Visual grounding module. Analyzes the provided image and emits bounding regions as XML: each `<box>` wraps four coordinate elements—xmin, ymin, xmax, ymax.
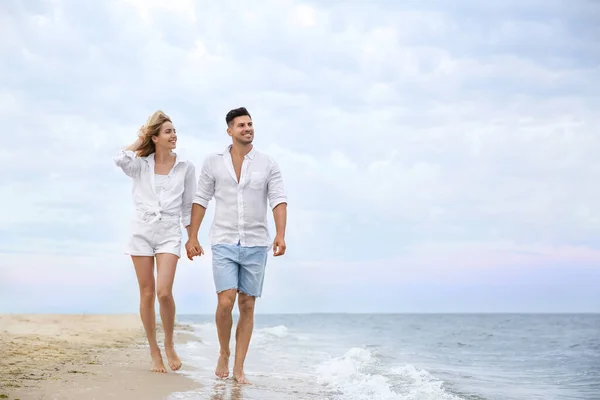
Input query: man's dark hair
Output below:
<box><xmin>226</xmin><ymin>107</ymin><xmax>251</xmax><ymax>126</ymax></box>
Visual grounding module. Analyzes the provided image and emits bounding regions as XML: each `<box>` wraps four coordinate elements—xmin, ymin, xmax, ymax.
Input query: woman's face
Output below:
<box><xmin>152</xmin><ymin>121</ymin><xmax>177</xmax><ymax>150</ymax></box>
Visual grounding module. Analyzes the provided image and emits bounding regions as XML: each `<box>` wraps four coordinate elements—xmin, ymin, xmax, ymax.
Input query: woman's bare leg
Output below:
<box><xmin>132</xmin><ymin>255</ymin><xmax>166</xmax><ymax>373</ymax></box>
<box><xmin>156</xmin><ymin>253</ymin><xmax>181</xmax><ymax>371</ymax></box>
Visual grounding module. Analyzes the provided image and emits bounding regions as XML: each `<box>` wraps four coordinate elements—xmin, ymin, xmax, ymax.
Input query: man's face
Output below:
<box><xmin>228</xmin><ymin>115</ymin><xmax>254</xmax><ymax>145</ymax></box>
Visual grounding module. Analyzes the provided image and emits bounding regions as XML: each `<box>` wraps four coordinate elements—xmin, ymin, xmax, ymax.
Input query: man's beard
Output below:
<box><xmin>235</xmin><ymin>135</ymin><xmax>253</xmax><ymax>145</ymax></box>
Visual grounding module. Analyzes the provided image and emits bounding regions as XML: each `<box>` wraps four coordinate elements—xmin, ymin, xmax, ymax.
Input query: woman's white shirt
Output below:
<box><xmin>155</xmin><ymin>174</ymin><xmax>169</xmax><ymax>195</ymax></box>
<box><xmin>114</xmin><ymin>149</ymin><xmax>197</xmax><ymax>226</ymax></box>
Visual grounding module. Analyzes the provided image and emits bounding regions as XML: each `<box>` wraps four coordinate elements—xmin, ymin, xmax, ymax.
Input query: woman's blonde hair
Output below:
<box><xmin>137</xmin><ymin>110</ymin><xmax>172</xmax><ymax>157</ymax></box>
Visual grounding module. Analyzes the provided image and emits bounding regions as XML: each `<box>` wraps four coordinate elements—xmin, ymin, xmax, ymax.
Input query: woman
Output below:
<box><xmin>114</xmin><ymin>110</ymin><xmax>196</xmax><ymax>373</ymax></box>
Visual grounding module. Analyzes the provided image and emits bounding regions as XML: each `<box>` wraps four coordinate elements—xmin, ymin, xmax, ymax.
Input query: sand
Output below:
<box><xmin>0</xmin><ymin>314</ymin><xmax>200</xmax><ymax>400</ymax></box>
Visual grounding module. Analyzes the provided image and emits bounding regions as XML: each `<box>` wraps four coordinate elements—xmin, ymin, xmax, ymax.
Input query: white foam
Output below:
<box><xmin>316</xmin><ymin>347</ymin><xmax>398</xmax><ymax>400</ymax></box>
<box><xmin>256</xmin><ymin>324</ymin><xmax>289</xmax><ymax>337</ymax></box>
<box><xmin>189</xmin><ymin>322</ymin><xmax>216</xmax><ymax>335</ymax></box>
<box><xmin>181</xmin><ymin>340</ymin><xmax>203</xmax><ymax>349</ymax></box>
<box><xmin>392</xmin><ymin>364</ymin><xmax>465</xmax><ymax>400</ymax></box>
<box><xmin>315</xmin><ymin>347</ymin><xmax>463</xmax><ymax>400</ymax></box>
<box><xmin>188</xmin><ymin>322</ymin><xmax>291</xmax><ymax>341</ymax></box>
<box><xmin>174</xmin><ymin>321</ymin><xmax>463</xmax><ymax>400</ymax></box>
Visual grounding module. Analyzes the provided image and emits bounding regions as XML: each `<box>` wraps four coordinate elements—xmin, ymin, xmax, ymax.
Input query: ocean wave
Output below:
<box><xmin>316</xmin><ymin>347</ymin><xmax>463</xmax><ymax>400</ymax></box>
<box><xmin>189</xmin><ymin>322</ymin><xmax>290</xmax><ymax>338</ymax></box>
<box><xmin>256</xmin><ymin>324</ymin><xmax>289</xmax><ymax>337</ymax></box>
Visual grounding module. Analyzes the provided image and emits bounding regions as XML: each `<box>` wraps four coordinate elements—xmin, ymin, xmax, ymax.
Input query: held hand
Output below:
<box><xmin>273</xmin><ymin>235</ymin><xmax>286</xmax><ymax>257</ymax></box>
<box><xmin>185</xmin><ymin>238</ymin><xmax>204</xmax><ymax>261</ymax></box>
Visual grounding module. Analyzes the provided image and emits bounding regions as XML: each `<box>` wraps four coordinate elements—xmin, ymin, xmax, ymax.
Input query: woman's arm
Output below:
<box><xmin>114</xmin><ymin>128</ymin><xmax>145</xmax><ymax>178</ymax></box>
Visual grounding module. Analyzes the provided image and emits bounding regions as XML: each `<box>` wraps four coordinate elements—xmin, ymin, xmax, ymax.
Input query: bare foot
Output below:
<box><xmin>215</xmin><ymin>353</ymin><xmax>230</xmax><ymax>378</ymax></box>
<box><xmin>233</xmin><ymin>369</ymin><xmax>251</xmax><ymax>384</ymax></box>
<box><xmin>165</xmin><ymin>344</ymin><xmax>182</xmax><ymax>371</ymax></box>
<box><xmin>151</xmin><ymin>350</ymin><xmax>167</xmax><ymax>373</ymax></box>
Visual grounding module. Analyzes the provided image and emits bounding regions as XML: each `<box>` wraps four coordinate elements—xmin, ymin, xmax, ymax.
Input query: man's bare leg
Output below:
<box><xmin>132</xmin><ymin>256</ymin><xmax>166</xmax><ymax>373</ymax></box>
<box><xmin>215</xmin><ymin>289</ymin><xmax>237</xmax><ymax>378</ymax></box>
<box><xmin>156</xmin><ymin>253</ymin><xmax>182</xmax><ymax>371</ymax></box>
<box><xmin>233</xmin><ymin>293</ymin><xmax>256</xmax><ymax>384</ymax></box>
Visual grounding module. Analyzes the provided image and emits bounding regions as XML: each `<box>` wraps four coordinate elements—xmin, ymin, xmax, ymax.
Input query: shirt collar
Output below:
<box><xmin>224</xmin><ymin>144</ymin><xmax>256</xmax><ymax>159</ymax></box>
<box><xmin>144</xmin><ymin>152</ymin><xmax>186</xmax><ymax>166</ymax></box>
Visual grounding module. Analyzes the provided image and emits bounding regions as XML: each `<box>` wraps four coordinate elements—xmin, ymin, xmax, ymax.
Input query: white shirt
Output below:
<box><xmin>193</xmin><ymin>145</ymin><xmax>287</xmax><ymax>247</ymax></box>
<box><xmin>114</xmin><ymin>150</ymin><xmax>197</xmax><ymax>226</ymax></box>
<box><xmin>155</xmin><ymin>174</ymin><xmax>169</xmax><ymax>195</ymax></box>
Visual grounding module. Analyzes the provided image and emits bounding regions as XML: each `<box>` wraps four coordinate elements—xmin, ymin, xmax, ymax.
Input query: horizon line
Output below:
<box><xmin>2</xmin><ymin>311</ymin><xmax>599</xmax><ymax>316</ymax></box>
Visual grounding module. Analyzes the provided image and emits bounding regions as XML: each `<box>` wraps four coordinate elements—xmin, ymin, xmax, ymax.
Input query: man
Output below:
<box><xmin>185</xmin><ymin>107</ymin><xmax>288</xmax><ymax>384</ymax></box>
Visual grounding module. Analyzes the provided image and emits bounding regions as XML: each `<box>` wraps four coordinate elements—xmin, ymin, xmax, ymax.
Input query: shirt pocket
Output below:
<box><xmin>248</xmin><ymin>172</ymin><xmax>266</xmax><ymax>190</ymax></box>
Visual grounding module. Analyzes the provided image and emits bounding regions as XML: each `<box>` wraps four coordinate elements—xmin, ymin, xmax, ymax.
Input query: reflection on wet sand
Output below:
<box><xmin>210</xmin><ymin>380</ymin><xmax>244</xmax><ymax>400</ymax></box>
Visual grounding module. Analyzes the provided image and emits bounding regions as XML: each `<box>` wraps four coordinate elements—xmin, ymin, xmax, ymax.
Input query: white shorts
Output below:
<box><xmin>125</xmin><ymin>218</ymin><xmax>182</xmax><ymax>258</ymax></box>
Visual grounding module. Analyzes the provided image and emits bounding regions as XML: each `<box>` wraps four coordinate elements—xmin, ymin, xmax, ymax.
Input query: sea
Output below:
<box><xmin>168</xmin><ymin>314</ymin><xmax>599</xmax><ymax>400</ymax></box>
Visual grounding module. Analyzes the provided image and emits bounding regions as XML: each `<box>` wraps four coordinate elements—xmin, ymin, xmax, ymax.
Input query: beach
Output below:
<box><xmin>0</xmin><ymin>314</ymin><xmax>200</xmax><ymax>400</ymax></box>
<box><xmin>2</xmin><ymin>313</ymin><xmax>598</xmax><ymax>399</ymax></box>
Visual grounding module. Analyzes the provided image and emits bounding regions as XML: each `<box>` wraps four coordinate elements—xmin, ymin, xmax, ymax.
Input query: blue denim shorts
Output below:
<box><xmin>211</xmin><ymin>242</ymin><xmax>269</xmax><ymax>298</ymax></box>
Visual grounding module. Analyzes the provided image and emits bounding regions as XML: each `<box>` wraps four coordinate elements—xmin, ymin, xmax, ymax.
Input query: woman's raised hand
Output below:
<box><xmin>137</xmin><ymin>125</ymin><xmax>146</xmax><ymax>139</ymax></box>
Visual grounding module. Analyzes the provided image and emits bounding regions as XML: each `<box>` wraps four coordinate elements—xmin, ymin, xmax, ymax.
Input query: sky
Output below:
<box><xmin>1</xmin><ymin>0</ymin><xmax>599</xmax><ymax>314</ymax></box>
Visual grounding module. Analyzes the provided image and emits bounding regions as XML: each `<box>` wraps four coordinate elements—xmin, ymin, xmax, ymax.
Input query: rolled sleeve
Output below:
<box><xmin>180</xmin><ymin>162</ymin><xmax>197</xmax><ymax>227</ymax></box>
<box><xmin>267</xmin><ymin>160</ymin><xmax>287</xmax><ymax>209</ymax></box>
<box><xmin>114</xmin><ymin>149</ymin><xmax>141</xmax><ymax>178</ymax></box>
<box><xmin>193</xmin><ymin>157</ymin><xmax>215</xmax><ymax>208</ymax></box>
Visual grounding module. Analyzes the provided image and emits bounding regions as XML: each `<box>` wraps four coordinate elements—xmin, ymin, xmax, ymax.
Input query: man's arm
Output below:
<box><xmin>272</xmin><ymin>203</ymin><xmax>287</xmax><ymax>256</ymax></box>
<box><xmin>267</xmin><ymin>159</ymin><xmax>288</xmax><ymax>256</ymax></box>
<box><xmin>273</xmin><ymin>203</ymin><xmax>287</xmax><ymax>235</ymax></box>
<box><xmin>191</xmin><ymin>157</ymin><xmax>216</xmax><ymax>232</ymax></box>
<box><xmin>189</xmin><ymin>203</ymin><xmax>207</xmax><ymax>240</ymax></box>
<box><xmin>185</xmin><ymin>204</ymin><xmax>207</xmax><ymax>260</ymax></box>
<box><xmin>185</xmin><ymin>157</ymin><xmax>215</xmax><ymax>259</ymax></box>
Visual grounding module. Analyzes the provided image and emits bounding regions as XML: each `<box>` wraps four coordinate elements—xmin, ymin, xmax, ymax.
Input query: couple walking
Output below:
<box><xmin>114</xmin><ymin>107</ymin><xmax>287</xmax><ymax>384</ymax></box>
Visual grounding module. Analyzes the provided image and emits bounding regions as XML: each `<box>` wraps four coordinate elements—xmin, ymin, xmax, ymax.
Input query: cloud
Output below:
<box><xmin>1</xmin><ymin>0</ymin><xmax>599</xmax><ymax>312</ymax></box>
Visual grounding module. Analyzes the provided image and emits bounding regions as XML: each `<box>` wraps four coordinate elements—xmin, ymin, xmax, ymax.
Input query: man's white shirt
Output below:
<box><xmin>193</xmin><ymin>145</ymin><xmax>287</xmax><ymax>247</ymax></box>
